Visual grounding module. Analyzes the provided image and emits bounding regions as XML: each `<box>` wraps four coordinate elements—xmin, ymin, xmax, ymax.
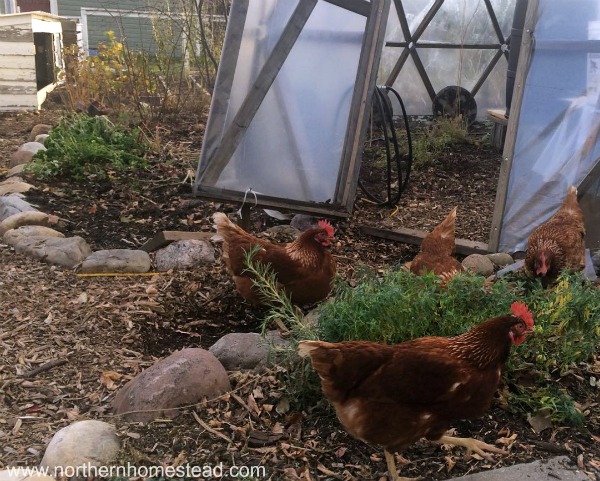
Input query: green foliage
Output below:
<box><xmin>318</xmin><ymin>269</ymin><xmax>523</xmax><ymax>343</ymax></box>
<box><xmin>407</xmin><ymin>117</ymin><xmax>471</xmax><ymax>170</ymax></box>
<box><xmin>513</xmin><ymin>275</ymin><xmax>600</xmax><ymax>373</ymax></box>
<box><xmin>251</xmin><ymin>262</ymin><xmax>599</xmax><ymax>426</ymax></box>
<box><xmin>242</xmin><ymin>246</ymin><xmax>314</xmax><ymax>339</ymax></box>
<box><xmin>509</xmin><ymin>384</ymin><xmax>586</xmax><ymax>427</ymax></box>
<box><xmin>25</xmin><ymin>114</ymin><xmax>147</xmax><ymax>180</ymax></box>
<box><xmin>316</xmin><ymin>269</ymin><xmax>600</xmax><ymax>426</ymax></box>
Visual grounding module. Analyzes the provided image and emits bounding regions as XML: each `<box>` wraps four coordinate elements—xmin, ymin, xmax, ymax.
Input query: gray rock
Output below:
<box><xmin>28</xmin><ymin>124</ymin><xmax>52</xmax><ymax>141</ymax></box>
<box><xmin>8</xmin><ymin>149</ymin><xmax>34</xmax><ymax>168</ymax></box>
<box><xmin>0</xmin><ymin>195</ymin><xmax>37</xmax><ymax>222</ymax></box>
<box><xmin>113</xmin><ymin>348</ymin><xmax>231</xmax><ymax>422</ymax></box>
<box><xmin>209</xmin><ymin>331</ymin><xmax>289</xmax><ymax>370</ymax></box>
<box><xmin>40</xmin><ymin>420</ymin><xmax>119</xmax><ymax>474</ymax></box>
<box><xmin>155</xmin><ymin>239</ymin><xmax>215</xmax><ymax>271</ymax></box>
<box><xmin>0</xmin><ymin>211</ymin><xmax>59</xmax><ymax>236</ymax></box>
<box><xmin>0</xmin><ymin>181</ymin><xmax>34</xmax><ymax>196</ymax></box>
<box><xmin>80</xmin><ymin>249</ymin><xmax>151</xmax><ymax>273</ymax></box>
<box><xmin>4</xmin><ymin>225</ymin><xmax>64</xmax><ymax>241</ymax></box>
<box><xmin>18</xmin><ymin>142</ymin><xmax>46</xmax><ymax>155</ymax></box>
<box><xmin>35</xmin><ymin>134</ymin><xmax>50</xmax><ymax>144</ymax></box>
<box><xmin>446</xmin><ymin>456</ymin><xmax>588</xmax><ymax>481</ymax></box>
<box><xmin>5</xmin><ymin>235</ymin><xmax>91</xmax><ymax>268</ymax></box>
<box><xmin>462</xmin><ymin>253</ymin><xmax>494</xmax><ymax>276</ymax></box>
<box><xmin>291</xmin><ymin>214</ymin><xmax>317</xmax><ymax>232</ymax></box>
<box><xmin>302</xmin><ymin>308</ymin><xmax>320</xmax><ymax>328</ymax></box>
<box><xmin>486</xmin><ymin>252</ymin><xmax>514</xmax><ymax>268</ymax></box>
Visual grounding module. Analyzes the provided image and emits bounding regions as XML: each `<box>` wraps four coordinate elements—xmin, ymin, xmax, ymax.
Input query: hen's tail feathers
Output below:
<box><xmin>298</xmin><ymin>340</ymin><xmax>332</xmax><ymax>358</ymax></box>
<box><xmin>213</xmin><ymin>212</ymin><xmax>233</xmax><ymax>231</ymax></box>
<box><xmin>432</xmin><ymin>206</ymin><xmax>457</xmax><ymax>239</ymax></box>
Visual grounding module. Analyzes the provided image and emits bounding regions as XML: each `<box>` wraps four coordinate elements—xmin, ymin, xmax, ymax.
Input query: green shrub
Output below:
<box><xmin>318</xmin><ymin>269</ymin><xmax>523</xmax><ymax>343</ymax></box>
<box><xmin>254</xmin><ymin>264</ymin><xmax>600</xmax><ymax>426</ymax></box>
<box><xmin>26</xmin><ymin>114</ymin><xmax>147</xmax><ymax>180</ymax></box>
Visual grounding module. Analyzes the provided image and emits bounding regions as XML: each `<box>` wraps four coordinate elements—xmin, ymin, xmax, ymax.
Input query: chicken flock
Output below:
<box><xmin>212</xmin><ymin>184</ymin><xmax>587</xmax><ymax>480</ymax></box>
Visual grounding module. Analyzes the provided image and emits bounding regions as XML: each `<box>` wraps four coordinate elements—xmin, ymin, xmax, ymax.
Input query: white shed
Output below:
<box><xmin>0</xmin><ymin>11</ymin><xmax>66</xmax><ymax>111</ymax></box>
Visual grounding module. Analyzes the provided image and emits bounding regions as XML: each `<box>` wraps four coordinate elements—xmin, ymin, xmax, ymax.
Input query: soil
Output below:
<box><xmin>0</xmin><ymin>103</ymin><xmax>598</xmax><ymax>481</ymax></box>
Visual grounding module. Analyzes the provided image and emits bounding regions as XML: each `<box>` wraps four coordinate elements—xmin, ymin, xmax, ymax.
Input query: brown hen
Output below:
<box><xmin>409</xmin><ymin>206</ymin><xmax>464</xmax><ymax>283</ymax></box>
<box><xmin>525</xmin><ymin>185</ymin><xmax>586</xmax><ymax>287</ymax></box>
<box><xmin>213</xmin><ymin>212</ymin><xmax>336</xmax><ymax>306</ymax></box>
<box><xmin>298</xmin><ymin>302</ymin><xmax>534</xmax><ymax>480</ymax></box>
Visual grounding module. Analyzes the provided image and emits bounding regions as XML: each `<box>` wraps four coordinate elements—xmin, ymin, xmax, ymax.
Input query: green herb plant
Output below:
<box><xmin>25</xmin><ymin>114</ymin><xmax>147</xmax><ymax>180</ymax></box>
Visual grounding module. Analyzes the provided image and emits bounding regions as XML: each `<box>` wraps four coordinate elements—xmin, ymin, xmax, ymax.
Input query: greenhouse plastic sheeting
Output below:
<box><xmin>197</xmin><ymin>1</ymin><xmax>366</xmax><ymax>203</ymax></box>
<box><xmin>498</xmin><ymin>0</ymin><xmax>600</xmax><ymax>252</ymax></box>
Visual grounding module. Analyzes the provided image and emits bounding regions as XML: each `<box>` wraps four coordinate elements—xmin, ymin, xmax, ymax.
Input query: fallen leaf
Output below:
<box><xmin>100</xmin><ymin>370</ymin><xmax>122</xmax><ymax>390</ymax></box>
<box><xmin>527</xmin><ymin>409</ymin><xmax>553</xmax><ymax>433</ymax></box>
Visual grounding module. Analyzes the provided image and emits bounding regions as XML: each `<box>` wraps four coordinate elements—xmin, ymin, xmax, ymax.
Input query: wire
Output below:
<box><xmin>359</xmin><ymin>85</ymin><xmax>413</xmax><ymax>207</ymax></box>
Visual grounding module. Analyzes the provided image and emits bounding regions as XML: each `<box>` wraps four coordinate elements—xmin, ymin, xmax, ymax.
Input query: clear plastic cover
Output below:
<box><xmin>498</xmin><ymin>0</ymin><xmax>600</xmax><ymax>252</ymax></box>
<box><xmin>198</xmin><ymin>1</ymin><xmax>366</xmax><ymax>203</ymax></box>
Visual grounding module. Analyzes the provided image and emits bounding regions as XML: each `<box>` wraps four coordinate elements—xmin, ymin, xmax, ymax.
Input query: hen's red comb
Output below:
<box><xmin>511</xmin><ymin>301</ymin><xmax>534</xmax><ymax>327</ymax></box>
<box><xmin>318</xmin><ymin>219</ymin><xmax>335</xmax><ymax>238</ymax></box>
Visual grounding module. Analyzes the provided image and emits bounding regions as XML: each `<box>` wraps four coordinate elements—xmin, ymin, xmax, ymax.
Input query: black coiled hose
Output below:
<box><xmin>359</xmin><ymin>85</ymin><xmax>413</xmax><ymax>206</ymax></box>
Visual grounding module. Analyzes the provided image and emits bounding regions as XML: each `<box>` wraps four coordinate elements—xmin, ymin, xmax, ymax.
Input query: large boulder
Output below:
<box><xmin>80</xmin><ymin>249</ymin><xmax>151</xmax><ymax>273</ymax></box>
<box><xmin>462</xmin><ymin>253</ymin><xmax>495</xmax><ymax>276</ymax></box>
<box><xmin>209</xmin><ymin>331</ymin><xmax>289</xmax><ymax>370</ymax></box>
<box><xmin>39</xmin><ymin>420</ymin><xmax>119</xmax><ymax>474</ymax></box>
<box><xmin>112</xmin><ymin>348</ymin><xmax>231</xmax><ymax>422</ymax></box>
<box><xmin>4</xmin><ymin>235</ymin><xmax>91</xmax><ymax>268</ymax></box>
<box><xmin>28</xmin><ymin>124</ymin><xmax>52</xmax><ymax>141</ymax></box>
<box><xmin>8</xmin><ymin>150</ymin><xmax>34</xmax><ymax>168</ymax></box>
<box><xmin>486</xmin><ymin>252</ymin><xmax>514</xmax><ymax>269</ymax></box>
<box><xmin>0</xmin><ymin>195</ymin><xmax>37</xmax><ymax>222</ymax></box>
<box><xmin>18</xmin><ymin>142</ymin><xmax>46</xmax><ymax>156</ymax></box>
<box><xmin>0</xmin><ymin>211</ymin><xmax>59</xmax><ymax>236</ymax></box>
<box><xmin>155</xmin><ymin>239</ymin><xmax>215</xmax><ymax>271</ymax></box>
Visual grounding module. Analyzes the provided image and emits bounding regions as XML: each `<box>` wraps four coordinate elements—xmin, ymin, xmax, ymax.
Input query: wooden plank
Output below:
<box><xmin>322</xmin><ymin>0</ymin><xmax>371</xmax><ymax>17</ymax></box>
<box><xmin>0</xmin><ymin>55</ymin><xmax>35</xmax><ymax>69</ymax></box>
<box><xmin>0</xmin><ymin>68</ymin><xmax>37</xmax><ymax>82</ymax></box>
<box><xmin>0</xmin><ymin>82</ymin><xmax>37</xmax><ymax>95</ymax></box>
<box><xmin>0</xmin><ymin>94</ymin><xmax>38</xmax><ymax>109</ymax></box>
<box><xmin>0</xmin><ymin>26</ymin><xmax>34</xmax><ymax>42</ymax></box>
<box><xmin>338</xmin><ymin>0</ymin><xmax>391</xmax><ymax>207</ymax></box>
<box><xmin>199</xmin><ymin>0</ymin><xmax>319</xmax><ymax>185</ymax></box>
<box><xmin>196</xmin><ymin>185</ymin><xmax>351</xmax><ymax>218</ymax></box>
<box><xmin>488</xmin><ymin>0</ymin><xmax>539</xmax><ymax>252</ymax></box>
<box><xmin>487</xmin><ymin>108</ymin><xmax>508</xmax><ymax>125</ymax></box>
<box><xmin>0</xmin><ymin>42</ymin><xmax>34</xmax><ymax>55</ymax></box>
<box><xmin>194</xmin><ymin>0</ymin><xmax>249</xmax><ymax>184</ymax></box>
<box><xmin>360</xmin><ymin>225</ymin><xmax>489</xmax><ymax>256</ymax></box>
<box><xmin>140</xmin><ymin>231</ymin><xmax>216</xmax><ymax>252</ymax></box>
<box><xmin>385</xmin><ymin>42</ymin><xmax>502</xmax><ymax>49</ymax></box>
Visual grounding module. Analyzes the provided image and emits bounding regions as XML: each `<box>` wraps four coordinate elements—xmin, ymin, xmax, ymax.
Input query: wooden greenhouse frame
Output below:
<box><xmin>194</xmin><ymin>0</ymin><xmax>391</xmax><ymax>218</ymax></box>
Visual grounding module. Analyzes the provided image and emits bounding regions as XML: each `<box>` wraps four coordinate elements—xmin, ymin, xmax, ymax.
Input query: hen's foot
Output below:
<box><xmin>434</xmin><ymin>435</ymin><xmax>507</xmax><ymax>461</ymax></box>
<box><xmin>384</xmin><ymin>450</ymin><xmax>421</xmax><ymax>481</ymax></box>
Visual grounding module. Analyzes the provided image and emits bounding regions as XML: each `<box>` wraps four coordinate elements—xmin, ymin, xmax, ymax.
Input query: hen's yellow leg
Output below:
<box><xmin>384</xmin><ymin>450</ymin><xmax>420</xmax><ymax>481</ymax></box>
<box><xmin>434</xmin><ymin>435</ymin><xmax>507</xmax><ymax>461</ymax></box>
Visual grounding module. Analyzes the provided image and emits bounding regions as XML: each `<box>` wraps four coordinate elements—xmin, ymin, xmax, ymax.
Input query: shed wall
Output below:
<box><xmin>0</xmin><ymin>18</ymin><xmax>37</xmax><ymax>109</ymax></box>
<box><xmin>0</xmin><ymin>14</ymin><xmax>64</xmax><ymax>111</ymax></box>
